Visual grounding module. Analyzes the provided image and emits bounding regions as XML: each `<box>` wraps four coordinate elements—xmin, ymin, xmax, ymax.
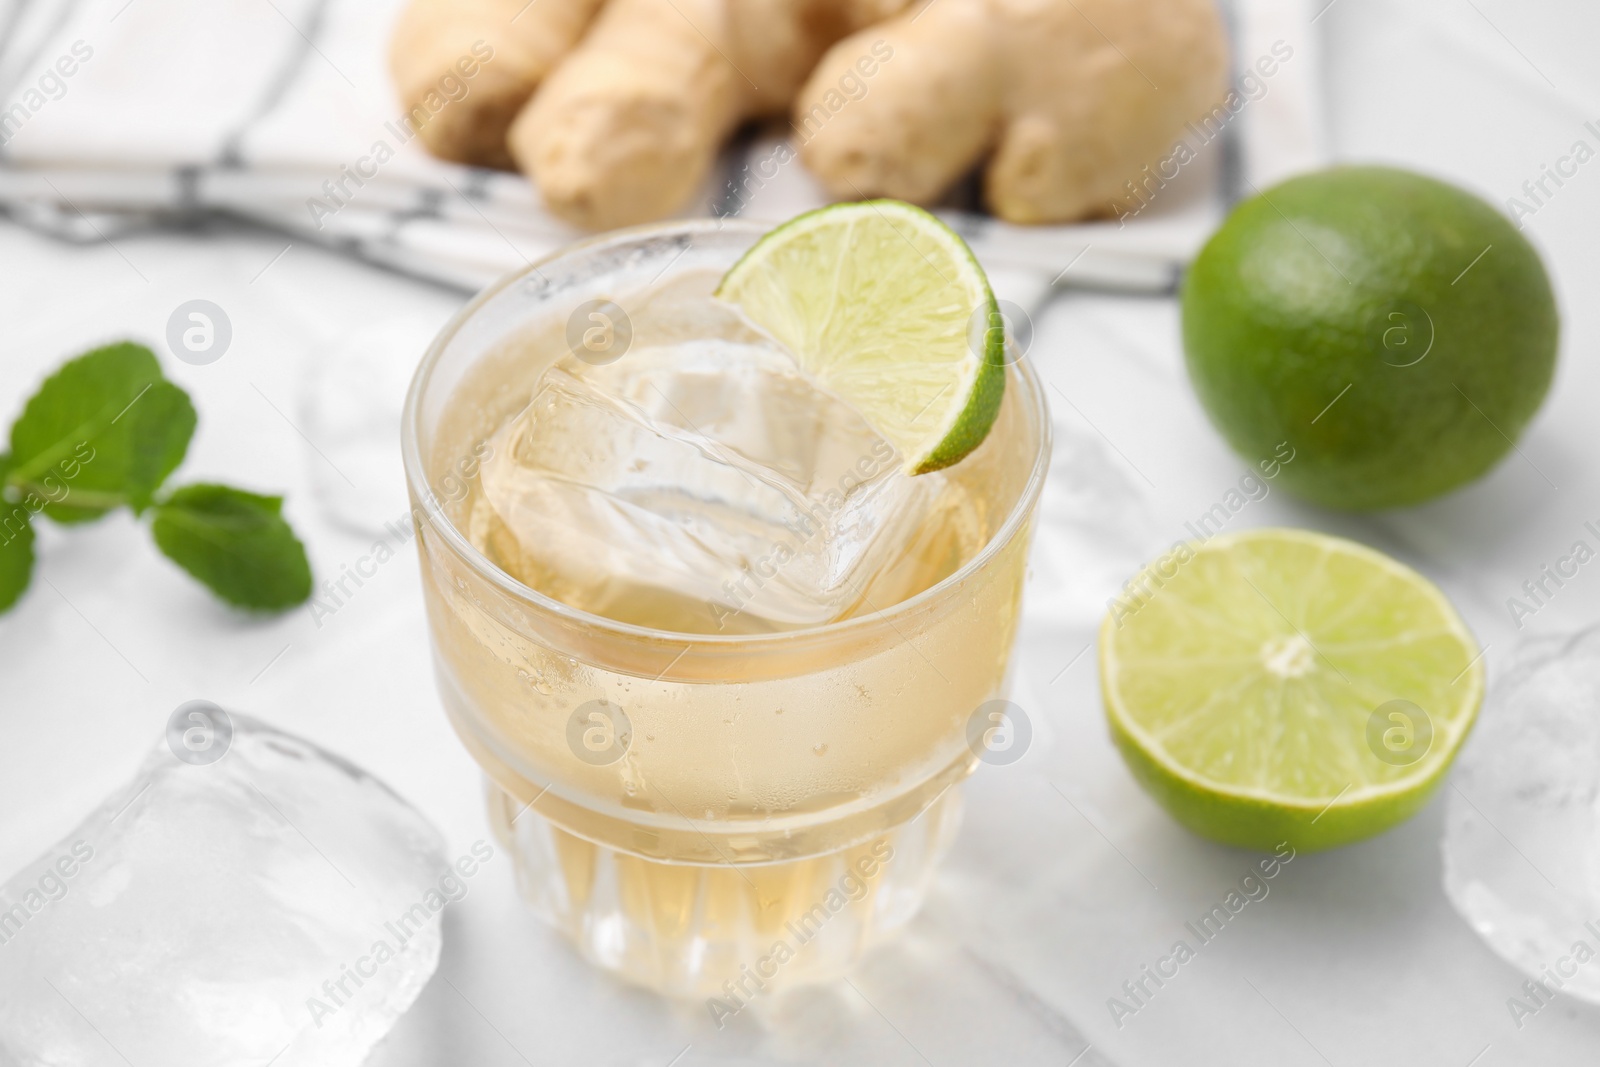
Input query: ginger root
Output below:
<box><xmin>506</xmin><ymin>0</ymin><xmax>908</xmax><ymax>230</ymax></box>
<box><xmin>388</xmin><ymin>0</ymin><xmax>1229</xmax><ymax>229</ymax></box>
<box><xmin>794</xmin><ymin>0</ymin><xmax>1230</xmax><ymax>224</ymax></box>
<box><xmin>388</xmin><ymin>0</ymin><xmax>604</xmax><ymax>169</ymax></box>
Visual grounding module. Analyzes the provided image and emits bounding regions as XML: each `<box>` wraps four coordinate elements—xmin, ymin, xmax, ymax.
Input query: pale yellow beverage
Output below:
<box><xmin>402</xmin><ymin>221</ymin><xmax>1049</xmax><ymax>1001</ymax></box>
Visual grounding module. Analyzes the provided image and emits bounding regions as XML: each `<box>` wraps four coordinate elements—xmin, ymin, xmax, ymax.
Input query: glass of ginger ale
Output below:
<box><xmin>402</xmin><ymin>217</ymin><xmax>1049</xmax><ymax>1000</ymax></box>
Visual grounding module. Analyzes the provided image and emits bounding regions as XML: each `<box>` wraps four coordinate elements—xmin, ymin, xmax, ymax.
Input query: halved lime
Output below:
<box><xmin>716</xmin><ymin>200</ymin><xmax>1004</xmax><ymax>474</ymax></box>
<box><xmin>1100</xmin><ymin>528</ymin><xmax>1484</xmax><ymax>851</ymax></box>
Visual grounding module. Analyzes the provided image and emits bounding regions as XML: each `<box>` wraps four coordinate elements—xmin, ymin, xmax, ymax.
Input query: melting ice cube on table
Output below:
<box><xmin>475</xmin><ymin>295</ymin><xmax>942</xmax><ymax>634</ymax></box>
<box><xmin>1443</xmin><ymin>625</ymin><xmax>1600</xmax><ymax>1004</ymax></box>
<box><xmin>0</xmin><ymin>710</ymin><xmax>448</xmax><ymax>1066</ymax></box>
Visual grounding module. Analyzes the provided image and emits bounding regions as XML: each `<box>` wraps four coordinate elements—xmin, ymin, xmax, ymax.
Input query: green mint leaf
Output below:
<box><xmin>8</xmin><ymin>342</ymin><xmax>197</xmax><ymax>523</ymax></box>
<box><xmin>150</xmin><ymin>484</ymin><xmax>312</xmax><ymax>611</ymax></box>
<box><xmin>0</xmin><ymin>455</ymin><xmax>35</xmax><ymax>611</ymax></box>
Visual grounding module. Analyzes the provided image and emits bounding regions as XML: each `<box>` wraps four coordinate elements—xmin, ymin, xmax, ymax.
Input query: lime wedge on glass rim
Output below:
<box><xmin>715</xmin><ymin>200</ymin><xmax>1005</xmax><ymax>474</ymax></box>
<box><xmin>1100</xmin><ymin>528</ymin><xmax>1484</xmax><ymax>851</ymax></box>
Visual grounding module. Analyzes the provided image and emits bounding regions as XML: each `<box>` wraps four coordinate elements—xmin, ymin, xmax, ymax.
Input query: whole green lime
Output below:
<box><xmin>1182</xmin><ymin>166</ymin><xmax>1558</xmax><ymax>511</ymax></box>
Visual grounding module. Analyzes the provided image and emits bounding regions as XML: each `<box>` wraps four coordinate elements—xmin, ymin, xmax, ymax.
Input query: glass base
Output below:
<box><xmin>485</xmin><ymin>779</ymin><xmax>963</xmax><ymax>1000</ymax></box>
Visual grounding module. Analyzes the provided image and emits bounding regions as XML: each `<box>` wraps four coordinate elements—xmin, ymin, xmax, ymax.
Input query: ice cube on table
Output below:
<box><xmin>299</xmin><ymin>313</ymin><xmax>444</xmax><ymax>537</ymax></box>
<box><xmin>475</xmin><ymin>296</ymin><xmax>940</xmax><ymax>634</ymax></box>
<box><xmin>1443</xmin><ymin>625</ymin><xmax>1600</xmax><ymax>1004</ymax></box>
<box><xmin>1025</xmin><ymin>417</ymin><xmax>1165</xmax><ymax>626</ymax></box>
<box><xmin>0</xmin><ymin>710</ymin><xmax>448</xmax><ymax>1066</ymax></box>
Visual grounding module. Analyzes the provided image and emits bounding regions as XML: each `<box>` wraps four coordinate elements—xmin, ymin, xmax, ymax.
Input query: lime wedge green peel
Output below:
<box><xmin>1100</xmin><ymin>528</ymin><xmax>1484</xmax><ymax>851</ymax></box>
<box><xmin>716</xmin><ymin>200</ymin><xmax>1005</xmax><ymax>474</ymax></box>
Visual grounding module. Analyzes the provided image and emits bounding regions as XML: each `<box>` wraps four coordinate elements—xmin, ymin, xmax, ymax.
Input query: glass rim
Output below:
<box><xmin>400</xmin><ymin>216</ymin><xmax>1053</xmax><ymax>648</ymax></box>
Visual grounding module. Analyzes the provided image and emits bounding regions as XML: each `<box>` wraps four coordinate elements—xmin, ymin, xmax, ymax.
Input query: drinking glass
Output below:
<box><xmin>401</xmin><ymin>220</ymin><xmax>1050</xmax><ymax>998</ymax></box>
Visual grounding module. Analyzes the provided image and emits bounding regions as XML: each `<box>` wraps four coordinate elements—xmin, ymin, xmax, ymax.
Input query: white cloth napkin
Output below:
<box><xmin>0</xmin><ymin>0</ymin><xmax>1323</xmax><ymax>303</ymax></box>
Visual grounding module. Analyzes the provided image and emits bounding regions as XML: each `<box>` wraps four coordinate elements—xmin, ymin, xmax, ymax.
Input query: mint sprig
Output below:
<box><xmin>0</xmin><ymin>342</ymin><xmax>312</xmax><ymax>612</ymax></box>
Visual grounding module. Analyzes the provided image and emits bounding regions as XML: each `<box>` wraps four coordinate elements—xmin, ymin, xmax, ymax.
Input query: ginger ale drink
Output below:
<box><xmin>402</xmin><ymin>220</ymin><xmax>1048</xmax><ymax>998</ymax></box>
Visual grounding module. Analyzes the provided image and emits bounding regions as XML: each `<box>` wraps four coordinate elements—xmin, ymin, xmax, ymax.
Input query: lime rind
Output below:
<box><xmin>716</xmin><ymin>200</ymin><xmax>1005</xmax><ymax>474</ymax></box>
<box><xmin>1100</xmin><ymin>527</ymin><xmax>1484</xmax><ymax>851</ymax></box>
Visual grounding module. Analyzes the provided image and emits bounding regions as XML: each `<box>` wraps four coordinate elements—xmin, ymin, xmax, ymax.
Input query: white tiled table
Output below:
<box><xmin>2</xmin><ymin>1</ymin><xmax>1599</xmax><ymax>1063</ymax></box>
